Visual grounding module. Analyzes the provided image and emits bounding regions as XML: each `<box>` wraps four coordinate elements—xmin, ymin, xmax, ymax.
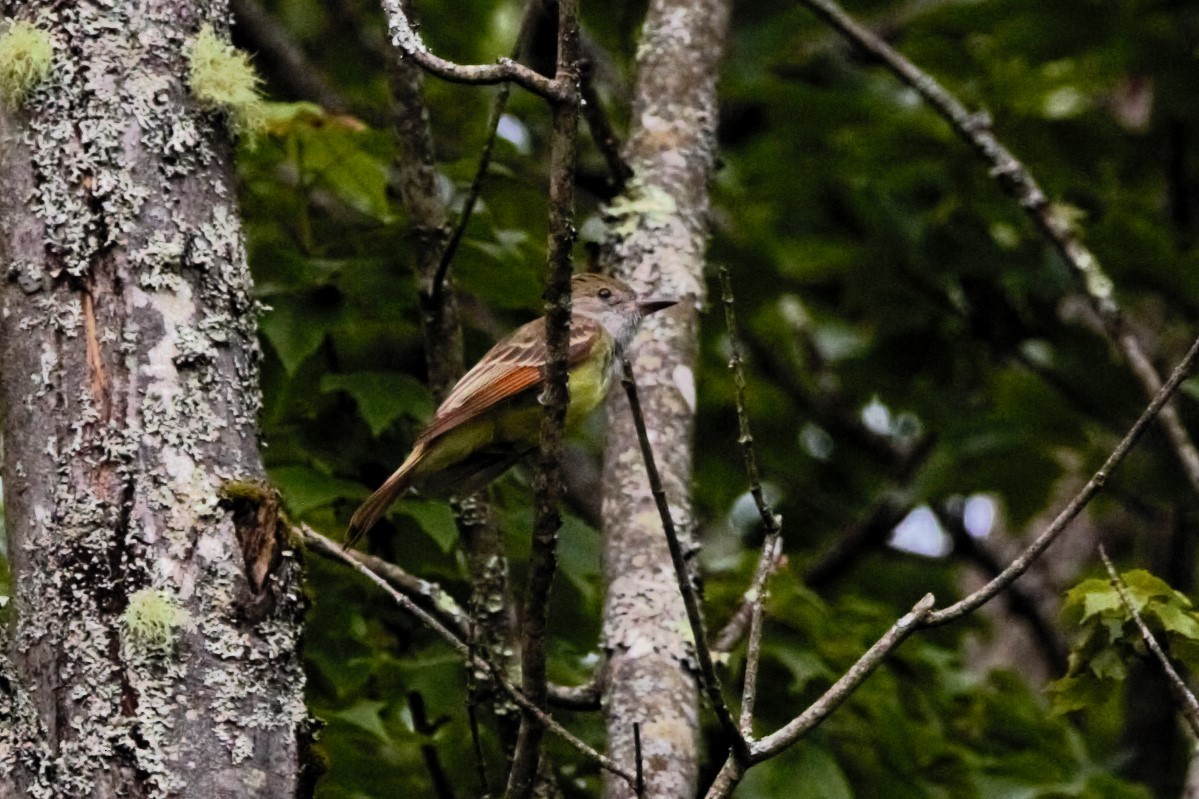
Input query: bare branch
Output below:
<box><xmin>432</xmin><ymin>0</ymin><xmax>551</xmax><ymax>303</ymax></box>
<box><xmin>712</xmin><ymin>536</ymin><xmax>783</xmax><ymax>654</ymax></box>
<box><xmin>925</xmin><ymin>331</ymin><xmax>1199</xmax><ymax>626</ymax></box>
<box><xmin>304</xmin><ymin>529</ymin><xmax>468</xmax><ymax>634</ymax></box>
<box><xmin>938</xmin><ymin>504</ymin><xmax>1068</xmax><ymax>673</ymax></box>
<box><xmin>579</xmin><ymin>58</ymin><xmax>633</xmax><ymax>193</ymax></box>
<box><xmin>718</xmin><ymin>269</ymin><xmax>784</xmax><ymax>736</ymax></box>
<box><xmin>508</xmin><ymin>0</ymin><xmax>583</xmax><ymax>793</ymax></box>
<box><xmin>705</xmin><ymin>329</ymin><xmax>1199</xmax><ymax>793</ymax></box>
<box><xmin>621</xmin><ymin>360</ymin><xmax>750</xmax><ymax>763</ymax></box>
<box><xmin>1097</xmin><ymin>544</ymin><xmax>1199</xmax><ymax>737</ymax></box>
<box><xmin>705</xmin><ymin>595</ymin><xmax>937</xmax><ymax>798</ymax></box>
<box><xmin>379</xmin><ymin>0</ymin><xmax>565</xmax><ymax>100</ymax></box>
<box><xmin>752</xmin><ymin>594</ymin><xmax>936</xmax><ymax>759</ymax></box>
<box><xmin>797</xmin><ymin>0</ymin><xmax>1199</xmax><ymax>496</ymax></box>
<box><xmin>298</xmin><ymin>526</ymin><xmax>638</xmax><ymax>788</ymax></box>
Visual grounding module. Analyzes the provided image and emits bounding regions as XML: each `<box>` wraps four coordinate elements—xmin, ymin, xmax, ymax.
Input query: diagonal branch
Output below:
<box><xmin>925</xmin><ymin>330</ymin><xmax>1199</xmax><ymax>626</ymax></box>
<box><xmin>797</xmin><ymin>0</ymin><xmax>1199</xmax><ymax>496</ymax></box>
<box><xmin>621</xmin><ymin>360</ymin><xmax>751</xmax><ymax>763</ymax></box>
<box><xmin>704</xmin><ymin>330</ymin><xmax>1199</xmax><ymax>797</ymax></box>
<box><xmin>300</xmin><ymin>526</ymin><xmax>638</xmax><ymax>788</ymax></box>
<box><xmin>1097</xmin><ymin>544</ymin><xmax>1199</xmax><ymax>737</ymax></box>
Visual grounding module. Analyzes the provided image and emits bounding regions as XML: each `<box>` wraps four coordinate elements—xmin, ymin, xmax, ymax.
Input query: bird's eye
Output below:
<box><xmin>598</xmin><ymin>288</ymin><xmax>612</xmax><ymax>300</ymax></box>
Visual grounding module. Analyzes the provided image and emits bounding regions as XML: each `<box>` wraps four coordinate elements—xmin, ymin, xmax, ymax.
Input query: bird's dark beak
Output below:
<box><xmin>638</xmin><ymin>297</ymin><xmax>678</xmax><ymax>315</ymax></box>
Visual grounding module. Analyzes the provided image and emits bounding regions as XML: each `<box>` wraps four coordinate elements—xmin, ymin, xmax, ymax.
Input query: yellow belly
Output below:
<box><xmin>415</xmin><ymin>344</ymin><xmax>615</xmax><ymax>479</ymax></box>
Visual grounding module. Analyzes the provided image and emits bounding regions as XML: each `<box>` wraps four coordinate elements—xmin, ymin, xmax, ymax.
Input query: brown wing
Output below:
<box><xmin>417</xmin><ymin>315</ymin><xmax>601</xmax><ymax>444</ymax></box>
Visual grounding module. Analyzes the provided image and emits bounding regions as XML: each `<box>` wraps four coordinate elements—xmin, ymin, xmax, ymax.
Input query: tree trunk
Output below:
<box><xmin>599</xmin><ymin>1</ymin><xmax>729</xmax><ymax>797</ymax></box>
<box><xmin>0</xmin><ymin>4</ymin><xmax>308</xmax><ymax>798</ymax></box>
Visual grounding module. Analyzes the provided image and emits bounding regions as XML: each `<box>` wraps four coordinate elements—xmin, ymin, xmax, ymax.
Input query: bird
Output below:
<box><xmin>346</xmin><ymin>272</ymin><xmax>677</xmax><ymax>546</ymax></box>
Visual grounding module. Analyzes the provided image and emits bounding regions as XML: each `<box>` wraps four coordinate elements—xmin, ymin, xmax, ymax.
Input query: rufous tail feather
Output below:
<box><xmin>345</xmin><ymin>444</ymin><xmax>425</xmax><ymax>548</ymax></box>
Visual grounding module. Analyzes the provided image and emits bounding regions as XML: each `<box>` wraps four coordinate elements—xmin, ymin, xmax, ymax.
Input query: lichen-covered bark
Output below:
<box><xmin>0</xmin><ymin>4</ymin><xmax>308</xmax><ymax>798</ymax></box>
<box><xmin>598</xmin><ymin>1</ymin><xmax>729</xmax><ymax>797</ymax></box>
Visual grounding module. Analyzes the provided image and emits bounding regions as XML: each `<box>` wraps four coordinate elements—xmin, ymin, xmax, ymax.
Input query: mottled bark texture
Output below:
<box><xmin>598</xmin><ymin>1</ymin><xmax>729</xmax><ymax>797</ymax></box>
<box><xmin>0</xmin><ymin>4</ymin><xmax>308</xmax><ymax>798</ymax></box>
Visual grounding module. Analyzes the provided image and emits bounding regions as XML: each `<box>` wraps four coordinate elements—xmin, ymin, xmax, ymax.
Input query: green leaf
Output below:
<box><xmin>271</xmin><ymin>464</ymin><xmax>367</xmax><ymax>517</ymax></box>
<box><xmin>331</xmin><ymin>699</ymin><xmax>392</xmax><ymax>744</ymax></box>
<box><xmin>399</xmin><ymin>499</ymin><xmax>458</xmax><ymax>554</ymax></box>
<box><xmin>260</xmin><ymin>296</ymin><xmax>338</xmax><ymax>374</ymax></box>
<box><xmin>321</xmin><ymin>372</ymin><xmax>433</xmax><ymax>437</ymax></box>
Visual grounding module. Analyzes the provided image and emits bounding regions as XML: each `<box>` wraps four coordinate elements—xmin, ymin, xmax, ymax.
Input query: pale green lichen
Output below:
<box><xmin>606</xmin><ymin>178</ymin><xmax>678</xmax><ymax>238</ymax></box>
<box><xmin>122</xmin><ymin>589</ymin><xmax>190</xmax><ymax>653</ymax></box>
<box><xmin>186</xmin><ymin>24</ymin><xmax>265</xmax><ymax>137</ymax></box>
<box><xmin>0</xmin><ymin>20</ymin><xmax>53</xmax><ymax>109</ymax></box>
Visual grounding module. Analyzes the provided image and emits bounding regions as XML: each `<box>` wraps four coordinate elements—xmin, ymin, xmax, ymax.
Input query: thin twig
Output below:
<box><xmin>579</xmin><ymin>59</ymin><xmax>633</xmax><ymax>192</ymax></box>
<box><xmin>925</xmin><ymin>331</ymin><xmax>1199</xmax><ymax>626</ymax></box>
<box><xmin>1097</xmin><ymin>544</ymin><xmax>1199</xmax><ymax>736</ymax></box>
<box><xmin>712</xmin><ymin>536</ymin><xmax>783</xmax><ymax>654</ymax></box>
<box><xmin>798</xmin><ymin>0</ymin><xmax>1199</xmax><ymax>496</ymax></box>
<box><xmin>410</xmin><ymin>691</ymin><xmax>458</xmax><ymax>799</ymax></box>
<box><xmin>633</xmin><ymin>722</ymin><xmax>646</xmax><ymax>799</ymax></box>
<box><xmin>752</xmin><ymin>594</ymin><xmax>936</xmax><ymax>760</ymax></box>
<box><xmin>379</xmin><ymin>0</ymin><xmax>565</xmax><ymax>100</ymax></box>
<box><xmin>719</xmin><ymin>269</ymin><xmax>784</xmax><ymax>736</ymax></box>
<box><xmin>937</xmin><ymin>504</ymin><xmax>1068</xmax><ymax>674</ymax></box>
<box><xmin>432</xmin><ymin>0</ymin><xmax>551</xmax><ymax>303</ymax></box>
<box><xmin>466</xmin><ymin>606</ymin><xmax>492</xmax><ymax>798</ymax></box>
<box><xmin>432</xmin><ymin>83</ymin><xmax>509</xmax><ymax>305</ymax></box>
<box><xmin>305</xmin><ymin>529</ymin><xmax>467</xmax><ymax>635</ymax></box>
<box><xmin>298</xmin><ymin>525</ymin><xmax>638</xmax><ymax>788</ymax></box>
<box><xmin>507</xmin><ymin>1</ymin><xmax>582</xmax><ymax>794</ymax></box>
<box><xmin>621</xmin><ymin>359</ymin><xmax>751</xmax><ymax>764</ymax></box>
<box><xmin>704</xmin><ymin>332</ymin><xmax>1199</xmax><ymax>797</ymax></box>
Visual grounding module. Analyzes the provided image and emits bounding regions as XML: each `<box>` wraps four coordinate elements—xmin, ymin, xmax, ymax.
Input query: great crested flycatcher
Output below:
<box><xmin>346</xmin><ymin>273</ymin><xmax>677</xmax><ymax>545</ymax></box>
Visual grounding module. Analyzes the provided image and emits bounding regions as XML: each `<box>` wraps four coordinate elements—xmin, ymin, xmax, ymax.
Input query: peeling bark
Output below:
<box><xmin>0</xmin><ymin>4</ymin><xmax>308</xmax><ymax>798</ymax></box>
<box><xmin>598</xmin><ymin>1</ymin><xmax>730</xmax><ymax>797</ymax></box>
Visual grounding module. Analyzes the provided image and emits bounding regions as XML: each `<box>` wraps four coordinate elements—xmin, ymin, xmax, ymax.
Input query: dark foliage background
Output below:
<box><xmin>8</xmin><ymin>0</ymin><xmax>1199</xmax><ymax>796</ymax></box>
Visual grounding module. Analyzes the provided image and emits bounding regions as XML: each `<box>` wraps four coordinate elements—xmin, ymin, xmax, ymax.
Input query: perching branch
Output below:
<box><xmin>621</xmin><ymin>360</ymin><xmax>750</xmax><ymax>763</ymax></box>
<box><xmin>1097</xmin><ymin>544</ymin><xmax>1199</xmax><ymax>737</ymax></box>
<box><xmin>299</xmin><ymin>526</ymin><xmax>638</xmax><ymax>789</ymax></box>
<box><xmin>379</xmin><ymin>0</ymin><xmax>566</xmax><ymax>101</ymax></box>
<box><xmin>507</xmin><ymin>0</ymin><xmax>582</xmax><ymax>794</ymax></box>
<box><xmin>797</xmin><ymin>0</ymin><xmax>1199</xmax><ymax>496</ymax></box>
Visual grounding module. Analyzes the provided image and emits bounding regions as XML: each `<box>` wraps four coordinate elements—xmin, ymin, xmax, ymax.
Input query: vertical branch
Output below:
<box><xmin>507</xmin><ymin>0</ymin><xmax>581</xmax><ymax>795</ymax></box>
<box><xmin>387</xmin><ymin>0</ymin><xmax>516</xmax><ymax>747</ymax></box>
<box><xmin>718</xmin><ymin>269</ymin><xmax>784</xmax><ymax>735</ymax></box>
